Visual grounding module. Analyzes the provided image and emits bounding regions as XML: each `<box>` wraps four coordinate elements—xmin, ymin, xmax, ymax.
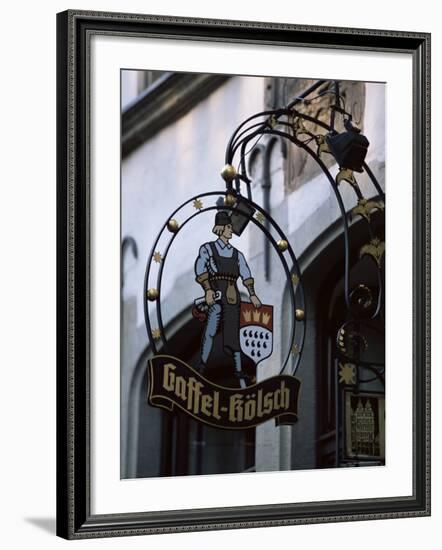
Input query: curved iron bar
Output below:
<box><xmin>224</xmin><ymin>95</ymin><xmax>385</xmax><ymax>402</ymax></box>
<box><xmin>143</xmin><ymin>249</ymin><xmax>157</xmax><ymax>354</ymax></box>
<box><xmin>360</xmin><ymin>219</ymin><xmax>385</xmax><ymax>319</ymax></box>
<box><xmin>144</xmin><ymin>192</ymin><xmax>305</xmax><ymax>375</ymax></box>
<box><xmin>156</xmin><ymin>205</ymin><xmax>301</xmax><ymax>375</ymax></box>
<box><xmin>236</xmin><ymin>173</ymin><xmax>252</xmax><ymax>200</ymax></box>
<box><xmin>238</xmin><ymin>194</ymin><xmax>306</xmax><ymax>374</ymax></box>
<box><xmin>284</xmin><ymin>109</ymin><xmax>384</xmax><ymax>200</ymax></box>
<box><xmin>256</xmin><ymin>126</ymin><xmax>354</xmax><ymax>313</ymax></box>
<box><xmin>237</xmin><ymin>194</ymin><xmax>306</xmax><ymax>374</ymax></box>
<box><xmin>246</xmin><ymin>143</ymin><xmax>266</xmax><ymax>183</ymax></box>
<box><xmin>225</xmin><ymin>110</ymin><xmax>281</xmax><ymax>163</ymax></box>
<box><xmin>337</xmin><ymin>317</ymin><xmax>385</xmax><ymax>336</ymax></box>
<box><xmin>356</xmin><ymin>365</ymin><xmax>385</xmax><ymax>385</ymax></box>
<box><xmin>144</xmin><ymin>191</ymin><xmax>231</xmax><ymax>351</ymax></box>
<box><xmin>227</xmin><ymin>107</ymin><xmax>384</xmax><ymax>201</ymax></box>
<box><xmin>362</xmin><ymin>161</ymin><xmax>385</xmax><ymax>199</ymax></box>
<box><xmin>231</xmin><ymin>121</ymin><xmax>269</xmax><ymax>155</ymax></box>
<box><xmin>357</xmin><ymin>373</ymin><xmax>385</xmax><ymax>384</ymax></box>
<box><xmin>230</xmin><ymin>126</ymin><xmax>273</xmax><ymax>166</ymax></box>
<box><xmin>239</xmin><ymin>139</ymin><xmax>253</xmax><ymax>195</ymax></box>
<box><xmin>285</xmin><ymin>79</ymin><xmax>327</xmax><ymax>110</ymax></box>
<box><xmin>145</xmin><ymin>89</ymin><xmax>384</xmax><ymax>379</ymax></box>
<box><xmin>262</xmin><ymin>137</ymin><xmax>280</xmax><ymax>280</ymax></box>
<box><xmin>336</xmin><ymin>352</ymin><xmax>385</xmax><ymax>368</ymax></box>
<box><xmin>228</xmin><ymin>110</ymin><xmax>385</xmax><ymax>319</ymax></box>
<box><xmin>335</xmin><ymin>319</ymin><xmax>385</xmax><ymax>368</ymax></box>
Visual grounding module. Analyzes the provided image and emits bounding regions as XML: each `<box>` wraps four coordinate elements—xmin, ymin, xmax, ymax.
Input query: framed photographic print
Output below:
<box><xmin>56</xmin><ymin>10</ymin><xmax>431</xmax><ymax>539</ymax></box>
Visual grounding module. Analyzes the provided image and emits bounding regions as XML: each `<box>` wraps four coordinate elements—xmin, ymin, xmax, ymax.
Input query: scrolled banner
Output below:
<box><xmin>148</xmin><ymin>355</ymin><xmax>300</xmax><ymax>430</ymax></box>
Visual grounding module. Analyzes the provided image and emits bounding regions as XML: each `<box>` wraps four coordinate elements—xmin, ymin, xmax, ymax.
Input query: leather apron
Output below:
<box><xmin>209</xmin><ymin>242</ymin><xmax>240</xmax><ymax>352</ymax></box>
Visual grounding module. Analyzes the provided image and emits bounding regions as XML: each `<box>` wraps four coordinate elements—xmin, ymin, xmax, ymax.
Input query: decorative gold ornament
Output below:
<box><xmin>350</xmin><ymin>284</ymin><xmax>373</xmax><ymax>311</ymax></box>
<box><xmin>338</xmin><ymin>363</ymin><xmax>356</xmax><ymax>385</ymax></box>
<box><xmin>220</xmin><ymin>164</ymin><xmax>237</xmax><ymax>182</ymax></box>
<box><xmin>224</xmin><ymin>194</ymin><xmax>237</xmax><ymax>207</ymax></box>
<box><xmin>291</xmin><ymin>344</ymin><xmax>300</xmax><ymax>355</ymax></box>
<box><xmin>336</xmin><ymin>168</ymin><xmax>357</xmax><ymax>186</ymax></box>
<box><xmin>147</xmin><ymin>288</ymin><xmax>159</xmax><ymax>301</ymax></box>
<box><xmin>193</xmin><ymin>198</ymin><xmax>203</xmax><ymax>210</ymax></box>
<box><xmin>255</xmin><ymin>212</ymin><xmax>265</xmax><ymax>224</ymax></box>
<box><xmin>338</xmin><ymin>328</ymin><xmax>347</xmax><ymax>353</ymax></box>
<box><xmin>167</xmin><ymin>218</ymin><xmax>180</xmax><ymax>233</ymax></box>
<box><xmin>152</xmin><ymin>328</ymin><xmax>161</xmax><ymax>341</ymax></box>
<box><xmin>336</xmin><ymin>168</ymin><xmax>363</xmax><ymax>198</ymax></box>
<box><xmin>153</xmin><ymin>251</ymin><xmax>162</xmax><ymax>263</ymax></box>
<box><xmin>267</xmin><ymin>114</ymin><xmax>278</xmax><ymax>129</ymax></box>
<box><xmin>316</xmin><ymin>134</ymin><xmax>331</xmax><ymax>156</ymax></box>
<box><xmin>277</xmin><ymin>239</ymin><xmax>288</xmax><ymax>252</ymax></box>
<box><xmin>261</xmin><ymin>312</ymin><xmax>271</xmax><ymax>326</ymax></box>
<box><xmin>351</xmin><ymin>198</ymin><xmax>384</xmax><ymax>223</ymax></box>
<box><xmin>292</xmin><ymin>116</ymin><xmax>313</xmax><ymax>139</ymax></box>
<box><xmin>295</xmin><ymin>309</ymin><xmax>305</xmax><ymax>321</ymax></box>
<box><xmin>291</xmin><ymin>273</ymin><xmax>299</xmax><ymax>285</ymax></box>
<box><xmin>359</xmin><ymin>238</ymin><xmax>385</xmax><ymax>267</ymax></box>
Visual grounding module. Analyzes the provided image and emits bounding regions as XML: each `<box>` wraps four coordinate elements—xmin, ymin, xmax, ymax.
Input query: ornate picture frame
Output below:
<box><xmin>56</xmin><ymin>10</ymin><xmax>430</xmax><ymax>539</ymax></box>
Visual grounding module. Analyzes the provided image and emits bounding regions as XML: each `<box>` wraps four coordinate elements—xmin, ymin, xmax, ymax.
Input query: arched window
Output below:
<box><xmin>279</xmin><ymin>211</ymin><xmax>385</xmax><ymax>470</ymax></box>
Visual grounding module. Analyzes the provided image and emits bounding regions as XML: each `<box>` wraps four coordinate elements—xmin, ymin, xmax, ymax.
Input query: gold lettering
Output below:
<box><xmin>175</xmin><ymin>376</ymin><xmax>187</xmax><ymax>401</ymax></box>
<box><xmin>229</xmin><ymin>394</ymin><xmax>244</xmax><ymax>422</ymax></box>
<box><xmin>212</xmin><ymin>391</ymin><xmax>221</xmax><ymax>420</ymax></box>
<box><xmin>187</xmin><ymin>376</ymin><xmax>203</xmax><ymax>413</ymax></box>
<box><xmin>281</xmin><ymin>381</ymin><xmax>290</xmax><ymax>410</ymax></box>
<box><xmin>163</xmin><ymin>363</ymin><xmax>176</xmax><ymax>391</ymax></box>
<box><xmin>274</xmin><ymin>387</ymin><xmax>281</xmax><ymax>410</ymax></box>
<box><xmin>257</xmin><ymin>389</ymin><xmax>264</xmax><ymax>417</ymax></box>
<box><xmin>263</xmin><ymin>392</ymin><xmax>273</xmax><ymax>414</ymax></box>
<box><xmin>274</xmin><ymin>382</ymin><xmax>290</xmax><ymax>410</ymax></box>
<box><xmin>160</xmin><ymin>361</ymin><xmax>293</xmax><ymax>425</ymax></box>
<box><xmin>244</xmin><ymin>396</ymin><xmax>256</xmax><ymax>421</ymax></box>
<box><xmin>201</xmin><ymin>394</ymin><xmax>213</xmax><ymax>416</ymax></box>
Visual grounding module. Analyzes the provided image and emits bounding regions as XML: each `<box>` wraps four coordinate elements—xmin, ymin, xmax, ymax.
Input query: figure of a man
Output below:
<box><xmin>194</xmin><ymin>211</ymin><xmax>261</xmax><ymax>383</ymax></box>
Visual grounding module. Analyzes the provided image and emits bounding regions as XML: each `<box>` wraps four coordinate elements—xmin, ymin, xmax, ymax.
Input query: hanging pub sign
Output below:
<box><xmin>144</xmin><ymin>166</ymin><xmax>305</xmax><ymax>429</ymax></box>
<box><xmin>142</xmin><ymin>77</ymin><xmax>385</xmax><ymax>436</ymax></box>
<box><xmin>148</xmin><ymin>355</ymin><xmax>300</xmax><ymax>429</ymax></box>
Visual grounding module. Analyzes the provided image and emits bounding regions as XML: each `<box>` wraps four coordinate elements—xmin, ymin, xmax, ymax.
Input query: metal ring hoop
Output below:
<box><xmin>143</xmin><ymin>191</ymin><xmax>306</xmax><ymax>376</ymax></box>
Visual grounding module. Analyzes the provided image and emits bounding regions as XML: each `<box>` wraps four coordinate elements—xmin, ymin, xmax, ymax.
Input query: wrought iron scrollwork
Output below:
<box><xmin>143</xmin><ymin>79</ymin><xmax>384</xmax><ymax>390</ymax></box>
<box><xmin>144</xmin><ymin>191</ymin><xmax>306</xmax><ymax>376</ymax></box>
<box><xmin>221</xmin><ymin>80</ymin><xmax>385</xmax><ymax>383</ymax></box>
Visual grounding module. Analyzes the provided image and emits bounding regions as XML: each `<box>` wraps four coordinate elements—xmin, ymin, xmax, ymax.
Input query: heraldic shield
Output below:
<box><xmin>240</xmin><ymin>303</ymin><xmax>273</xmax><ymax>365</ymax></box>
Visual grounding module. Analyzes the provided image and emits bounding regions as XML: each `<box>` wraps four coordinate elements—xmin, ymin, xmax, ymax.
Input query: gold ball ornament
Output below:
<box><xmin>167</xmin><ymin>218</ymin><xmax>180</xmax><ymax>233</ymax></box>
<box><xmin>224</xmin><ymin>194</ymin><xmax>237</xmax><ymax>207</ymax></box>
<box><xmin>295</xmin><ymin>309</ymin><xmax>305</xmax><ymax>321</ymax></box>
<box><xmin>147</xmin><ymin>288</ymin><xmax>159</xmax><ymax>301</ymax></box>
<box><xmin>277</xmin><ymin>239</ymin><xmax>289</xmax><ymax>252</ymax></box>
<box><xmin>220</xmin><ymin>164</ymin><xmax>237</xmax><ymax>182</ymax></box>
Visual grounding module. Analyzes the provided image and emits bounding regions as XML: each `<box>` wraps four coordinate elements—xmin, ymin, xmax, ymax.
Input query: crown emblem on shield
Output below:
<box><xmin>262</xmin><ymin>312</ymin><xmax>271</xmax><ymax>326</ymax></box>
<box><xmin>243</xmin><ymin>309</ymin><xmax>271</xmax><ymax>326</ymax></box>
<box><xmin>240</xmin><ymin>303</ymin><xmax>274</xmax><ymax>365</ymax></box>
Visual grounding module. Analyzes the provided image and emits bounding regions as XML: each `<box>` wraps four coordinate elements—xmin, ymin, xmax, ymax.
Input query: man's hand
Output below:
<box><xmin>205</xmin><ymin>289</ymin><xmax>216</xmax><ymax>306</ymax></box>
<box><xmin>250</xmin><ymin>295</ymin><xmax>262</xmax><ymax>309</ymax></box>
